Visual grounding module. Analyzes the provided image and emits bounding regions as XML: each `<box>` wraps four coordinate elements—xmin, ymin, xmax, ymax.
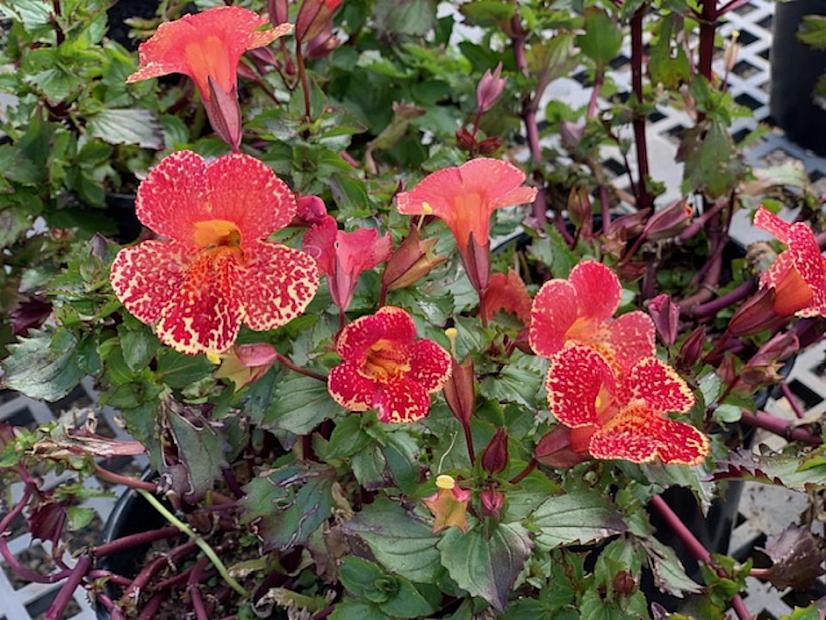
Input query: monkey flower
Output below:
<box><xmin>396</xmin><ymin>158</ymin><xmax>536</xmax><ymax>295</ymax></box>
<box><xmin>127</xmin><ymin>7</ymin><xmax>293</xmax><ymax>148</ymax></box>
<box><xmin>529</xmin><ymin>260</ymin><xmax>655</xmax><ymax>375</ymax></box>
<box><xmin>109</xmin><ymin>151</ymin><xmax>319</xmax><ymax>356</ymax></box>
<box><xmin>303</xmin><ymin>215</ymin><xmax>392</xmax><ymax>312</ymax></box>
<box><xmin>753</xmin><ymin>207</ymin><xmax>826</xmax><ymax>318</ymax></box>
<box><xmin>546</xmin><ymin>344</ymin><xmax>708</xmax><ymax>465</ymax></box>
<box><xmin>327</xmin><ymin>306</ymin><xmax>451</xmax><ymax>423</ymax></box>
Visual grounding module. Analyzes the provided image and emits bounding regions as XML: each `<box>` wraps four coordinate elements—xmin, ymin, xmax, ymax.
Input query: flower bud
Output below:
<box><xmin>295</xmin><ymin>0</ymin><xmax>341</xmax><ymax>43</ymax></box>
<box><xmin>10</xmin><ymin>296</ymin><xmax>51</xmax><ymax>337</ymax></box>
<box><xmin>381</xmin><ymin>226</ymin><xmax>446</xmax><ymax>292</ymax></box>
<box><xmin>206</xmin><ymin>76</ymin><xmax>243</xmax><ymax>150</ymax></box>
<box><xmin>534</xmin><ymin>426</ymin><xmax>589</xmax><ymax>468</ymax></box>
<box><xmin>613</xmin><ymin>571</ymin><xmax>637</xmax><ymax>597</ymax></box>
<box><xmin>306</xmin><ymin>27</ymin><xmax>340</xmax><ymax>59</ymax></box>
<box><xmin>481</xmin><ymin>428</ymin><xmax>508</xmax><ymax>475</ymax></box>
<box><xmin>476</xmin><ymin>62</ymin><xmax>506</xmax><ymax>115</ymax></box>
<box><xmin>443</xmin><ymin>357</ymin><xmax>475</xmax><ymax>429</ymax></box>
<box><xmin>480</xmin><ymin>486</ymin><xmax>505</xmax><ymax>519</ymax></box>
<box><xmin>268</xmin><ymin>0</ymin><xmax>290</xmax><ymax>26</ymax></box>
<box><xmin>677</xmin><ymin>326</ymin><xmax>706</xmax><ymax>368</ymax></box>
<box><xmin>293</xmin><ymin>195</ymin><xmax>328</xmax><ymax>227</ymax></box>
<box><xmin>568</xmin><ymin>186</ymin><xmax>593</xmax><ymax>240</ymax></box>
<box><xmin>717</xmin><ymin>353</ymin><xmax>738</xmax><ymax>388</ymax></box>
<box><xmin>477</xmin><ymin>136</ymin><xmax>502</xmax><ymax>155</ymax></box>
<box><xmin>455</xmin><ymin>127</ymin><xmax>476</xmax><ymax>152</ymax></box>
<box><xmin>738</xmin><ymin>332</ymin><xmax>799</xmax><ymax>391</ymax></box>
<box><xmin>647</xmin><ymin>293</ymin><xmax>679</xmax><ymax>346</ymax></box>
<box><xmin>643</xmin><ymin>198</ymin><xmax>693</xmax><ymax>241</ymax></box>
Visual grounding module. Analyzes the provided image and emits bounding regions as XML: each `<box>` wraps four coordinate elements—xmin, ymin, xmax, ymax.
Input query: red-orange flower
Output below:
<box><xmin>482</xmin><ymin>269</ymin><xmax>532</xmax><ymax>327</ymax></box>
<box><xmin>303</xmin><ymin>215</ymin><xmax>391</xmax><ymax>312</ymax></box>
<box><xmin>127</xmin><ymin>7</ymin><xmax>292</xmax><ymax>148</ymax></box>
<box><xmin>327</xmin><ymin>306</ymin><xmax>451</xmax><ymax>423</ymax></box>
<box><xmin>396</xmin><ymin>158</ymin><xmax>536</xmax><ymax>293</ymax></box>
<box><xmin>529</xmin><ymin>260</ymin><xmax>655</xmax><ymax>374</ymax></box>
<box><xmin>753</xmin><ymin>207</ymin><xmax>826</xmax><ymax>317</ymax></box>
<box><xmin>110</xmin><ymin>151</ymin><xmax>319</xmax><ymax>355</ymax></box>
<box><xmin>546</xmin><ymin>344</ymin><xmax>708</xmax><ymax>464</ymax></box>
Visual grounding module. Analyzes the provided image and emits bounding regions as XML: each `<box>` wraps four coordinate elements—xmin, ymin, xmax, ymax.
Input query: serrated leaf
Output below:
<box><xmin>2</xmin><ymin>330</ymin><xmax>83</xmax><ymax>401</ymax></box>
<box><xmin>531</xmin><ymin>490</ymin><xmax>626</xmax><ymax>548</ymax></box>
<box><xmin>714</xmin><ymin>447</ymin><xmax>826</xmax><ymax>491</ymax></box>
<box><xmin>343</xmin><ymin>498</ymin><xmax>441</xmax><ymax>582</ymax></box>
<box><xmin>117</xmin><ymin>325</ymin><xmax>159</xmax><ymax>372</ymax></box>
<box><xmin>262</xmin><ymin>374</ymin><xmax>341</xmax><ymax>435</ymax></box>
<box><xmin>87</xmin><ymin>108</ymin><xmax>163</xmax><ymax>149</ymax></box>
<box><xmin>166</xmin><ymin>408</ymin><xmax>226</xmax><ymax>501</ymax></box>
<box><xmin>799</xmin><ymin>16</ymin><xmax>826</xmax><ymax>50</ymax></box>
<box><xmin>639</xmin><ymin>537</ymin><xmax>702</xmax><ymax>597</ymax></box>
<box><xmin>576</xmin><ymin>10</ymin><xmax>623</xmax><ymax>69</ymax></box>
<box><xmin>438</xmin><ymin>521</ymin><xmax>533</xmax><ymax>612</ymax></box>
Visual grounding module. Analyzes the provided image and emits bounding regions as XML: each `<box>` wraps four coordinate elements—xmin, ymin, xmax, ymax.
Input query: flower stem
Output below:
<box><xmin>739</xmin><ymin>410</ymin><xmax>821</xmax><ymax>446</ymax></box>
<box><xmin>137</xmin><ymin>489</ymin><xmax>249</xmax><ymax>598</ymax></box>
<box><xmin>630</xmin><ymin>5</ymin><xmax>652</xmax><ymax>211</ymax></box>
<box><xmin>93</xmin><ymin>526</ymin><xmax>180</xmax><ymax>557</ymax></box>
<box><xmin>509</xmin><ymin>458</ymin><xmax>537</xmax><ymax>484</ymax></box>
<box><xmin>295</xmin><ymin>42</ymin><xmax>312</xmax><ymax>122</ymax></box>
<box><xmin>94</xmin><ymin>464</ymin><xmax>157</xmax><ymax>492</ymax></box>
<box><xmin>649</xmin><ymin>495</ymin><xmax>751</xmax><ymax>620</ymax></box>
<box><xmin>692</xmin><ymin>279</ymin><xmax>757</xmax><ymax>318</ymax></box>
<box><xmin>275</xmin><ymin>352</ymin><xmax>327</xmax><ymax>382</ymax></box>
<box><xmin>45</xmin><ymin>556</ymin><xmax>91</xmax><ymax>620</ymax></box>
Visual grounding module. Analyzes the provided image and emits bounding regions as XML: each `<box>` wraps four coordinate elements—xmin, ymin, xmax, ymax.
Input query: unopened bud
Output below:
<box><xmin>647</xmin><ymin>293</ymin><xmax>679</xmax><ymax>346</ymax></box>
<box><xmin>295</xmin><ymin>0</ymin><xmax>341</xmax><ymax>43</ymax></box>
<box><xmin>455</xmin><ymin>127</ymin><xmax>476</xmax><ymax>152</ymax></box>
<box><xmin>306</xmin><ymin>28</ymin><xmax>340</xmax><ymax>59</ymax></box>
<box><xmin>381</xmin><ymin>227</ymin><xmax>446</xmax><ymax>293</ymax></box>
<box><xmin>643</xmin><ymin>199</ymin><xmax>693</xmax><ymax>241</ymax></box>
<box><xmin>477</xmin><ymin>136</ymin><xmax>502</xmax><ymax>155</ymax></box>
<box><xmin>206</xmin><ymin>77</ymin><xmax>242</xmax><ymax>150</ymax></box>
<box><xmin>476</xmin><ymin>62</ymin><xmax>507</xmax><ymax>115</ymax></box>
<box><xmin>268</xmin><ymin>0</ymin><xmax>290</xmax><ymax>26</ymax></box>
<box><xmin>677</xmin><ymin>326</ymin><xmax>706</xmax><ymax>368</ymax></box>
<box><xmin>480</xmin><ymin>487</ymin><xmax>505</xmax><ymax>519</ymax></box>
<box><xmin>293</xmin><ymin>195</ymin><xmax>328</xmax><ymax>227</ymax></box>
<box><xmin>443</xmin><ymin>357</ymin><xmax>475</xmax><ymax>429</ymax></box>
<box><xmin>568</xmin><ymin>186</ymin><xmax>593</xmax><ymax>240</ymax></box>
<box><xmin>728</xmin><ymin>288</ymin><xmax>786</xmax><ymax>337</ymax></box>
<box><xmin>613</xmin><ymin>571</ymin><xmax>637</xmax><ymax>597</ymax></box>
<box><xmin>481</xmin><ymin>428</ymin><xmax>508</xmax><ymax>475</ymax></box>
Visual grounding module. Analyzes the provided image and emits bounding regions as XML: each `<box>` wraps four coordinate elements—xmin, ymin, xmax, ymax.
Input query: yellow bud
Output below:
<box><xmin>435</xmin><ymin>474</ymin><xmax>455</xmax><ymax>490</ymax></box>
<box><xmin>422</xmin><ymin>202</ymin><xmax>433</xmax><ymax>215</ymax></box>
<box><xmin>206</xmin><ymin>350</ymin><xmax>222</xmax><ymax>365</ymax></box>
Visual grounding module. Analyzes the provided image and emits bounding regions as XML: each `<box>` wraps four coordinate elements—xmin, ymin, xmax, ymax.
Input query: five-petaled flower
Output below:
<box><xmin>546</xmin><ymin>344</ymin><xmax>709</xmax><ymax>464</ymax></box>
<box><xmin>753</xmin><ymin>207</ymin><xmax>826</xmax><ymax>318</ymax></box>
<box><xmin>529</xmin><ymin>260</ymin><xmax>656</xmax><ymax>375</ymax></box>
<box><xmin>303</xmin><ymin>215</ymin><xmax>392</xmax><ymax>312</ymax></box>
<box><xmin>109</xmin><ymin>150</ymin><xmax>319</xmax><ymax>356</ymax></box>
<box><xmin>127</xmin><ymin>7</ymin><xmax>292</xmax><ymax>148</ymax></box>
<box><xmin>327</xmin><ymin>306</ymin><xmax>451</xmax><ymax>423</ymax></box>
<box><xmin>396</xmin><ymin>158</ymin><xmax>536</xmax><ymax>295</ymax></box>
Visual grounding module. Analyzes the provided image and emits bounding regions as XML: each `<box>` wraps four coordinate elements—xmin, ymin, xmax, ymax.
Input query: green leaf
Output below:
<box><xmin>343</xmin><ymin>498</ymin><xmax>441</xmax><ymax>582</ymax></box>
<box><xmin>438</xmin><ymin>521</ymin><xmax>533</xmax><ymax>612</ymax></box>
<box><xmin>374</xmin><ymin>0</ymin><xmax>436</xmax><ymax>37</ymax></box>
<box><xmin>639</xmin><ymin>537</ymin><xmax>702</xmax><ymax>597</ymax></box>
<box><xmin>531</xmin><ymin>490</ymin><xmax>626</xmax><ymax>548</ymax></box>
<box><xmin>330</xmin><ymin>599</ymin><xmax>390</xmax><ymax>620</ymax></box>
<box><xmin>66</xmin><ymin>506</ymin><xmax>96</xmax><ymax>531</ymax></box>
<box><xmin>3</xmin><ymin>330</ymin><xmax>83</xmax><ymax>401</ymax></box>
<box><xmin>117</xmin><ymin>324</ymin><xmax>159</xmax><ymax>372</ymax></box>
<box><xmin>87</xmin><ymin>109</ymin><xmax>163</xmax><ymax>149</ymax></box>
<box><xmin>340</xmin><ymin>557</ymin><xmax>434</xmax><ymax>618</ymax></box>
<box><xmin>166</xmin><ymin>407</ymin><xmax>227</xmax><ymax>501</ymax></box>
<box><xmin>576</xmin><ymin>10</ymin><xmax>623</xmax><ymax>69</ymax></box>
<box><xmin>322</xmin><ymin>415</ymin><xmax>372</xmax><ymax>459</ymax></box>
<box><xmin>782</xmin><ymin>606</ymin><xmax>822</xmax><ymax>620</ymax></box>
<box><xmin>528</xmin><ymin>226</ymin><xmax>577</xmax><ymax>278</ymax></box>
<box><xmin>459</xmin><ymin>0</ymin><xmax>515</xmax><ymax>27</ymax></box>
<box><xmin>262</xmin><ymin>374</ymin><xmax>341</xmax><ymax>435</ymax></box>
<box><xmin>715</xmin><ymin>447</ymin><xmax>826</xmax><ymax>491</ymax></box>
<box><xmin>155</xmin><ymin>349</ymin><xmax>213</xmax><ymax>389</ymax></box>
<box><xmin>679</xmin><ymin>121</ymin><xmax>746</xmax><ymax>199</ymax></box>
<box><xmin>649</xmin><ymin>14</ymin><xmax>691</xmax><ymax>89</ymax></box>
<box><xmin>798</xmin><ymin>16</ymin><xmax>826</xmax><ymax>50</ymax></box>
<box><xmin>241</xmin><ymin>464</ymin><xmax>335</xmax><ymax>551</ymax></box>
<box><xmin>480</xmin><ymin>352</ymin><xmax>546</xmax><ymax>409</ymax></box>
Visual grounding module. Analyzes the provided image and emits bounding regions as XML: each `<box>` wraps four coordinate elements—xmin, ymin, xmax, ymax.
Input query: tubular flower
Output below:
<box><xmin>482</xmin><ymin>269</ymin><xmax>532</xmax><ymax>328</ymax></box>
<box><xmin>327</xmin><ymin>306</ymin><xmax>451</xmax><ymax>423</ymax></box>
<box><xmin>127</xmin><ymin>7</ymin><xmax>293</xmax><ymax>148</ymax></box>
<box><xmin>423</xmin><ymin>475</ymin><xmax>471</xmax><ymax>533</ymax></box>
<box><xmin>529</xmin><ymin>260</ymin><xmax>655</xmax><ymax>375</ymax></box>
<box><xmin>303</xmin><ymin>215</ymin><xmax>392</xmax><ymax>312</ymax></box>
<box><xmin>753</xmin><ymin>207</ymin><xmax>826</xmax><ymax>317</ymax></box>
<box><xmin>396</xmin><ymin>158</ymin><xmax>537</xmax><ymax>294</ymax></box>
<box><xmin>109</xmin><ymin>151</ymin><xmax>319</xmax><ymax>355</ymax></box>
<box><xmin>546</xmin><ymin>344</ymin><xmax>708</xmax><ymax>465</ymax></box>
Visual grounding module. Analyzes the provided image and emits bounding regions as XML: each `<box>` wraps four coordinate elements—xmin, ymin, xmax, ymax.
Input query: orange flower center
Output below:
<box><xmin>450</xmin><ymin>192</ymin><xmax>487</xmax><ymax>249</ymax></box>
<box><xmin>773</xmin><ymin>265</ymin><xmax>815</xmax><ymax>316</ymax></box>
<box><xmin>361</xmin><ymin>339</ymin><xmax>410</xmax><ymax>382</ymax></box>
<box><xmin>184</xmin><ymin>35</ymin><xmax>234</xmax><ymax>96</ymax></box>
<box><xmin>193</xmin><ymin>219</ymin><xmax>242</xmax><ymax>249</ymax></box>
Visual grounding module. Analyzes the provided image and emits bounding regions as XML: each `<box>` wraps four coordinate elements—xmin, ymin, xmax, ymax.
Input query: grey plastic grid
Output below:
<box><xmin>1</xmin><ymin>1</ymin><xmax>825</xmax><ymax>618</ymax></box>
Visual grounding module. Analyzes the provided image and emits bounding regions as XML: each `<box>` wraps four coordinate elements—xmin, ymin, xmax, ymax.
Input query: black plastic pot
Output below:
<box><xmin>770</xmin><ymin>0</ymin><xmax>826</xmax><ymax>155</ymax></box>
<box><xmin>104</xmin><ymin>192</ymin><xmax>142</xmax><ymax>243</ymax></box>
<box><xmin>107</xmin><ymin>0</ymin><xmax>162</xmax><ymax>50</ymax></box>
<box><xmin>95</xmin><ymin>472</ymin><xmax>167</xmax><ymax>620</ymax></box>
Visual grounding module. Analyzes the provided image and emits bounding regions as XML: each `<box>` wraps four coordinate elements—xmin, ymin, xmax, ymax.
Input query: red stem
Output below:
<box><xmin>739</xmin><ymin>410</ymin><xmax>821</xmax><ymax>446</ymax></box>
<box><xmin>630</xmin><ymin>5</ymin><xmax>652</xmax><ymax>210</ymax></box>
<box><xmin>188</xmin><ymin>557</ymin><xmax>210</xmax><ymax>620</ymax></box>
<box><xmin>509</xmin><ymin>458</ymin><xmax>537</xmax><ymax>484</ymax></box>
<box><xmin>95</xmin><ymin>465</ymin><xmax>157</xmax><ymax>492</ymax></box>
<box><xmin>137</xmin><ymin>593</ymin><xmax>165</xmax><ymax>620</ymax></box>
<box><xmin>717</xmin><ymin>0</ymin><xmax>750</xmax><ymax>17</ymax></box>
<box><xmin>93</xmin><ymin>526</ymin><xmax>180</xmax><ymax>557</ymax></box>
<box><xmin>120</xmin><ymin>541</ymin><xmax>198</xmax><ymax>606</ymax></box>
<box><xmin>691</xmin><ymin>279</ymin><xmax>757</xmax><ymax>319</ymax></box>
<box><xmin>45</xmin><ymin>555</ymin><xmax>91</xmax><ymax>620</ymax></box>
<box><xmin>295</xmin><ymin>43</ymin><xmax>312</xmax><ymax>121</ymax></box>
<box><xmin>697</xmin><ymin>0</ymin><xmax>717</xmax><ymax>85</ymax></box>
<box><xmin>587</xmin><ymin>71</ymin><xmax>604</xmax><ymax>119</ymax></box>
<box><xmin>462</xmin><ymin>424</ymin><xmax>477</xmax><ymax>465</ymax></box>
<box><xmin>781</xmin><ymin>383</ymin><xmax>805</xmax><ymax>419</ymax></box>
<box><xmin>275</xmin><ymin>352</ymin><xmax>327</xmax><ymax>382</ymax></box>
<box><xmin>649</xmin><ymin>496</ymin><xmax>751</xmax><ymax>620</ymax></box>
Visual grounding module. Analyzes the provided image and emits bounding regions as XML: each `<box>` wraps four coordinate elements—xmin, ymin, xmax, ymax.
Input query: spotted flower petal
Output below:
<box><xmin>110</xmin><ymin>240</ymin><xmax>186</xmax><ymax>324</ymax></box>
<box><xmin>328</xmin><ymin>361</ymin><xmax>374</xmax><ymax>412</ymax></box>
<box><xmin>529</xmin><ymin>279</ymin><xmax>578</xmax><ymax>357</ymax></box>
<box><xmin>606</xmin><ymin>311</ymin><xmax>656</xmax><ymax>374</ymax></box>
<box><xmin>546</xmin><ymin>345</ymin><xmax>615</xmax><ymax>428</ymax></box>
<box><xmin>239</xmin><ymin>241</ymin><xmax>319</xmax><ymax>331</ymax></box>
<box><xmin>568</xmin><ymin>260</ymin><xmax>621</xmax><ymax>324</ymax></box>
<box><xmin>409</xmin><ymin>339</ymin><xmax>452</xmax><ymax>392</ymax></box>
<box><xmin>754</xmin><ymin>207</ymin><xmax>791</xmax><ymax>244</ymax></box>
<box><xmin>622</xmin><ymin>357</ymin><xmax>695</xmax><ymax>413</ymax></box>
<box><xmin>375</xmin><ymin>377</ymin><xmax>431</xmax><ymax>424</ymax></box>
<box><xmin>786</xmin><ymin>223</ymin><xmax>826</xmax><ymax>316</ymax></box>
<box><xmin>589</xmin><ymin>403</ymin><xmax>709</xmax><ymax>465</ymax></box>
<box><xmin>335</xmin><ymin>306</ymin><xmax>417</xmax><ymax>360</ymax></box>
<box><xmin>155</xmin><ymin>249</ymin><xmax>243</xmax><ymax>354</ymax></box>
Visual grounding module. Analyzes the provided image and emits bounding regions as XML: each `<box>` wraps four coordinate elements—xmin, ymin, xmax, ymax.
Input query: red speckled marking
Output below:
<box><xmin>622</xmin><ymin>356</ymin><xmax>694</xmax><ymax>414</ymax></box>
<box><xmin>335</xmin><ymin>306</ymin><xmax>417</xmax><ymax>360</ymax></box>
<box><xmin>590</xmin><ymin>403</ymin><xmax>709</xmax><ymax>465</ymax></box>
<box><xmin>328</xmin><ymin>361</ymin><xmax>374</xmax><ymax>411</ymax></box>
<box><xmin>754</xmin><ymin>207</ymin><xmax>791</xmax><ymax>244</ymax></box>
<box><xmin>408</xmin><ymin>339</ymin><xmax>452</xmax><ymax>392</ymax></box>
<box><xmin>568</xmin><ymin>260</ymin><xmax>621</xmax><ymax>324</ymax></box>
<box><xmin>396</xmin><ymin>158</ymin><xmax>536</xmax><ymax>249</ymax></box>
<box><xmin>606</xmin><ymin>311</ymin><xmax>656</xmax><ymax>374</ymax></box>
<box><xmin>546</xmin><ymin>345</ymin><xmax>614</xmax><ymax>428</ymax></box>
<box><xmin>787</xmin><ymin>223</ymin><xmax>826</xmax><ymax>317</ymax></box>
<box><xmin>529</xmin><ymin>279</ymin><xmax>578</xmax><ymax>357</ymax></box>
<box><xmin>375</xmin><ymin>377</ymin><xmax>431</xmax><ymax>423</ymax></box>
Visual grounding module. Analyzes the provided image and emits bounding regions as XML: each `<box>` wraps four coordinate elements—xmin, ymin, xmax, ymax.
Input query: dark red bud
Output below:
<box><xmin>460</xmin><ymin>232</ymin><xmax>491</xmax><ymax>296</ymax></box>
<box><xmin>28</xmin><ymin>498</ymin><xmax>67</xmax><ymax>547</ymax></box>
<box><xmin>481</xmin><ymin>428</ymin><xmax>508</xmax><ymax>475</ymax></box>
<box><xmin>381</xmin><ymin>226</ymin><xmax>446</xmax><ymax>292</ymax></box>
<box><xmin>10</xmin><ymin>297</ymin><xmax>52</xmax><ymax>337</ymax></box>
<box><xmin>293</xmin><ymin>195</ymin><xmax>328</xmax><ymax>227</ymax></box>
<box><xmin>268</xmin><ymin>0</ymin><xmax>290</xmax><ymax>26</ymax></box>
<box><xmin>455</xmin><ymin>127</ymin><xmax>476</xmax><ymax>152</ymax></box>
<box><xmin>728</xmin><ymin>288</ymin><xmax>787</xmax><ymax>337</ymax></box>
<box><xmin>612</xmin><ymin>571</ymin><xmax>636</xmax><ymax>596</ymax></box>
<box><xmin>476</xmin><ymin>136</ymin><xmax>502</xmax><ymax>155</ymax></box>
<box><xmin>643</xmin><ymin>199</ymin><xmax>693</xmax><ymax>241</ymax></box>
<box><xmin>677</xmin><ymin>326</ymin><xmax>706</xmax><ymax>368</ymax></box>
<box><xmin>647</xmin><ymin>293</ymin><xmax>679</xmax><ymax>346</ymax></box>
<box><xmin>443</xmin><ymin>358</ymin><xmax>475</xmax><ymax>428</ymax></box>
<box><xmin>306</xmin><ymin>28</ymin><xmax>340</xmax><ymax>59</ymax></box>
<box><xmin>534</xmin><ymin>426</ymin><xmax>590</xmax><ymax>468</ymax></box>
<box><xmin>295</xmin><ymin>0</ymin><xmax>341</xmax><ymax>43</ymax></box>
<box><xmin>205</xmin><ymin>77</ymin><xmax>242</xmax><ymax>151</ymax></box>
<box><xmin>480</xmin><ymin>487</ymin><xmax>505</xmax><ymax>519</ymax></box>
